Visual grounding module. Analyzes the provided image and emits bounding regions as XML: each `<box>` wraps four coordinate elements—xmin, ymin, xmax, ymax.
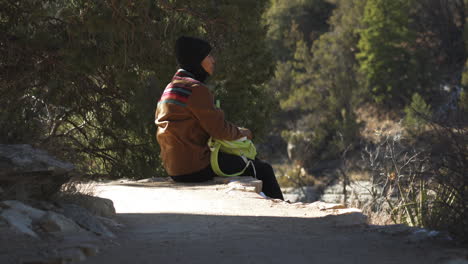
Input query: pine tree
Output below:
<box><xmin>268</xmin><ymin>0</ymin><xmax>366</xmax><ymax>166</ymax></box>
<box><xmin>357</xmin><ymin>0</ymin><xmax>418</xmax><ymax>106</ymax></box>
<box><xmin>403</xmin><ymin>93</ymin><xmax>431</xmax><ymax>135</ymax></box>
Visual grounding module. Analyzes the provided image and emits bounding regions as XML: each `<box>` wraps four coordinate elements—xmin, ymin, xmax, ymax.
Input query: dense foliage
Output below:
<box><xmin>264</xmin><ymin>0</ymin><xmax>365</xmax><ymax>166</ymax></box>
<box><xmin>357</xmin><ymin>0</ymin><xmax>417</xmax><ymax>106</ymax></box>
<box><xmin>0</xmin><ymin>0</ymin><xmax>273</xmax><ymax>178</ymax></box>
<box><xmin>263</xmin><ymin>0</ymin><xmax>467</xmax><ymax>242</ymax></box>
<box><xmin>264</xmin><ymin>0</ymin><xmax>467</xmax><ymax>167</ymax></box>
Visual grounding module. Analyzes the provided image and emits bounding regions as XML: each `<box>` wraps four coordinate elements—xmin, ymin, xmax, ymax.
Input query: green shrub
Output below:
<box><xmin>403</xmin><ymin>93</ymin><xmax>431</xmax><ymax>136</ymax></box>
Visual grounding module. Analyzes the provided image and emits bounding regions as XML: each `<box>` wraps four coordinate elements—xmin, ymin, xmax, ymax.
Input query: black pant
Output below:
<box><xmin>171</xmin><ymin>152</ymin><xmax>284</xmax><ymax>200</ymax></box>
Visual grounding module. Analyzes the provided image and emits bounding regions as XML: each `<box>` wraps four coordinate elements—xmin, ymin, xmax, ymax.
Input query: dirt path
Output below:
<box><xmin>82</xmin><ymin>179</ymin><xmax>464</xmax><ymax>264</ymax></box>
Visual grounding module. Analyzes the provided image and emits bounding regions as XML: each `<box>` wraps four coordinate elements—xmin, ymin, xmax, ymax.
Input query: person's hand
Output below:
<box><xmin>239</xmin><ymin>127</ymin><xmax>253</xmax><ymax>140</ymax></box>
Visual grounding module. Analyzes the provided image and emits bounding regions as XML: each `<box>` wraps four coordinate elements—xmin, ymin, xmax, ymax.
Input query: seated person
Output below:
<box><xmin>155</xmin><ymin>36</ymin><xmax>283</xmax><ymax>200</ymax></box>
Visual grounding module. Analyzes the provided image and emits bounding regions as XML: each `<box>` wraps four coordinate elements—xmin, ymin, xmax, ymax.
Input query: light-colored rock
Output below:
<box><xmin>0</xmin><ymin>208</ymin><xmax>38</xmax><ymax>238</ymax></box>
<box><xmin>80</xmin><ymin>196</ymin><xmax>116</xmax><ymax>218</ymax></box>
<box><xmin>61</xmin><ymin>204</ymin><xmax>115</xmax><ymax>238</ymax></box>
<box><xmin>136</xmin><ymin>177</ymin><xmax>169</xmax><ymax>183</ymax></box>
<box><xmin>59</xmin><ymin>194</ymin><xmax>116</xmax><ymax>218</ymax></box>
<box><xmin>0</xmin><ymin>144</ymin><xmax>74</xmax><ymax>199</ymax></box>
<box><xmin>97</xmin><ymin>216</ymin><xmax>124</xmax><ymax>228</ymax></box>
<box><xmin>0</xmin><ymin>144</ymin><xmax>74</xmax><ymax>174</ymax></box>
<box><xmin>213</xmin><ymin>177</ymin><xmax>232</xmax><ymax>184</ymax></box>
<box><xmin>226</xmin><ymin>177</ymin><xmax>262</xmax><ymax>194</ymax></box>
<box><xmin>406</xmin><ymin>228</ymin><xmax>452</xmax><ymax>243</ymax></box>
<box><xmin>1</xmin><ymin>200</ymin><xmax>46</xmax><ymax>220</ymax></box>
<box><xmin>39</xmin><ymin>211</ymin><xmax>85</xmax><ymax>233</ymax></box>
<box><xmin>367</xmin><ymin>224</ymin><xmax>416</xmax><ymax>236</ymax></box>
<box><xmin>59</xmin><ymin>248</ymin><xmax>87</xmax><ymax>263</ymax></box>
<box><xmin>322</xmin><ymin>210</ymin><xmax>368</xmax><ymax>226</ymax></box>
<box><xmin>308</xmin><ymin>201</ymin><xmax>347</xmax><ymax>211</ymax></box>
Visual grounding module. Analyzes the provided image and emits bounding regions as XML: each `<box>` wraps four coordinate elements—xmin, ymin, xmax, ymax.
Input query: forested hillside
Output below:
<box><xmin>264</xmin><ymin>0</ymin><xmax>467</xmax><ymax>166</ymax></box>
<box><xmin>263</xmin><ymin>0</ymin><xmax>467</xmax><ymax>243</ymax></box>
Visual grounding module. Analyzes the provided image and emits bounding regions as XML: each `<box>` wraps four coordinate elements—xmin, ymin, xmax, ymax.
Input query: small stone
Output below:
<box><xmin>308</xmin><ymin>201</ymin><xmax>346</xmax><ymax>211</ymax></box>
<box><xmin>322</xmin><ymin>210</ymin><xmax>368</xmax><ymax>226</ymax></box>
<box><xmin>136</xmin><ymin>177</ymin><xmax>162</xmax><ymax>183</ymax></box>
<box><xmin>97</xmin><ymin>216</ymin><xmax>124</xmax><ymax>228</ymax></box>
<box><xmin>213</xmin><ymin>177</ymin><xmax>231</xmax><ymax>184</ymax></box>
<box><xmin>367</xmin><ymin>224</ymin><xmax>415</xmax><ymax>236</ymax></box>
<box><xmin>58</xmin><ymin>248</ymin><xmax>87</xmax><ymax>263</ymax></box>
<box><xmin>37</xmin><ymin>201</ymin><xmax>58</xmax><ymax>211</ymax></box>
<box><xmin>77</xmin><ymin>244</ymin><xmax>100</xmax><ymax>257</ymax></box>
<box><xmin>405</xmin><ymin>228</ymin><xmax>451</xmax><ymax>243</ymax></box>
<box><xmin>38</xmin><ymin>211</ymin><xmax>84</xmax><ymax>233</ymax></box>
<box><xmin>227</xmin><ymin>178</ymin><xmax>262</xmax><ymax>193</ymax></box>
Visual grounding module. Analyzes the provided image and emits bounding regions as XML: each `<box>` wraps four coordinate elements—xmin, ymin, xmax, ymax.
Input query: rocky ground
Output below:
<box><xmin>0</xmin><ymin>195</ymin><xmax>120</xmax><ymax>264</ymax></box>
<box><xmin>1</xmin><ymin>177</ymin><xmax>467</xmax><ymax>264</ymax></box>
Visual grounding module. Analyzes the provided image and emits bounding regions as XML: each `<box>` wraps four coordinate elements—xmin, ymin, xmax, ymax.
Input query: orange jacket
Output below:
<box><xmin>155</xmin><ymin>69</ymin><xmax>243</xmax><ymax>176</ymax></box>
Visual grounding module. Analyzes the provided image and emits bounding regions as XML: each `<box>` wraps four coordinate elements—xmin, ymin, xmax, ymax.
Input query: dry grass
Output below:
<box><xmin>274</xmin><ymin>163</ymin><xmax>322</xmax><ymax>188</ymax></box>
<box><xmin>356</xmin><ymin>103</ymin><xmax>403</xmax><ymax>144</ymax></box>
<box><xmin>53</xmin><ymin>176</ymin><xmax>98</xmax><ymax>204</ymax></box>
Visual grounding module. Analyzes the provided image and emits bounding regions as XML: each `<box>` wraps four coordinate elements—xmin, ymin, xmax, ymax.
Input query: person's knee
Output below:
<box><xmin>253</xmin><ymin>160</ymin><xmax>275</xmax><ymax>178</ymax></box>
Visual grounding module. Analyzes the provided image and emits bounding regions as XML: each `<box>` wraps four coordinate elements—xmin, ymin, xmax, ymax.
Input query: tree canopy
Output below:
<box><xmin>0</xmin><ymin>0</ymin><xmax>274</xmax><ymax>178</ymax></box>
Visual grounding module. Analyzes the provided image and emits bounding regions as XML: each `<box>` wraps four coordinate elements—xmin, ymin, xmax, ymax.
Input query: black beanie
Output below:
<box><xmin>175</xmin><ymin>36</ymin><xmax>212</xmax><ymax>82</ymax></box>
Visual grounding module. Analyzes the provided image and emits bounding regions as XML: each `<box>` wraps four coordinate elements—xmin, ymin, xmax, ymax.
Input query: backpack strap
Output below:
<box><xmin>209</xmin><ymin>139</ymin><xmax>254</xmax><ymax>177</ymax></box>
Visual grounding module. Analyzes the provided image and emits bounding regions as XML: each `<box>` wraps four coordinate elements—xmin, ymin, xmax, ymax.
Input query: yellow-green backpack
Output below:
<box><xmin>207</xmin><ymin>137</ymin><xmax>257</xmax><ymax>177</ymax></box>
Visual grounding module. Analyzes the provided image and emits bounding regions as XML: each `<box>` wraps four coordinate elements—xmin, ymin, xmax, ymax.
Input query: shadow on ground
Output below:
<box><xmin>82</xmin><ymin>213</ymin><xmax>454</xmax><ymax>264</ymax></box>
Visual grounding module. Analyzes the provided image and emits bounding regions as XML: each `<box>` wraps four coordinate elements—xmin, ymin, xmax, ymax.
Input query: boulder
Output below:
<box><xmin>61</xmin><ymin>204</ymin><xmax>115</xmax><ymax>238</ymax></box>
<box><xmin>0</xmin><ymin>144</ymin><xmax>74</xmax><ymax>199</ymax></box>
<box><xmin>60</xmin><ymin>194</ymin><xmax>116</xmax><ymax>218</ymax></box>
